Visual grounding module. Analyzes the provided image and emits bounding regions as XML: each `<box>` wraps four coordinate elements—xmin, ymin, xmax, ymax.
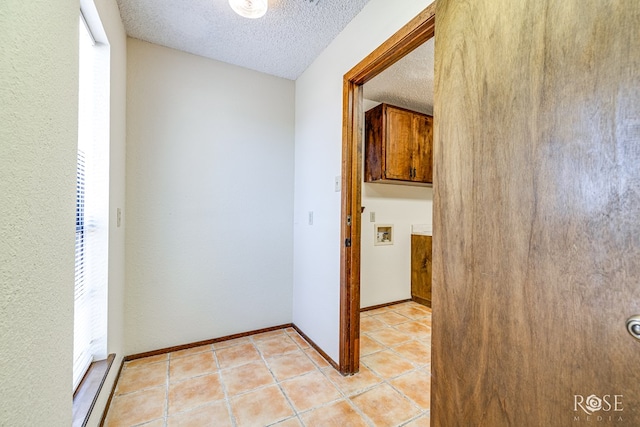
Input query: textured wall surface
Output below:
<box><xmin>0</xmin><ymin>0</ymin><xmax>78</xmax><ymax>424</ymax></box>
<box><xmin>293</xmin><ymin>0</ymin><xmax>433</xmax><ymax>362</ymax></box>
<box><xmin>125</xmin><ymin>39</ymin><xmax>295</xmax><ymax>355</ymax></box>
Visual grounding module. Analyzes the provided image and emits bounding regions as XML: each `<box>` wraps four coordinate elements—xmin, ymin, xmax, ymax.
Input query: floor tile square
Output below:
<box><xmin>280</xmin><ymin>371</ymin><xmax>342</xmax><ymax>412</ymax></box>
<box><xmin>230</xmin><ymin>385</ymin><xmax>294</xmax><ymax>427</ymax></box>
<box><xmin>169</xmin><ymin>351</ymin><xmax>217</xmax><ymax>382</ymax></box>
<box><xmin>393</xmin><ymin>320</ymin><xmax>431</xmax><ymax>340</ymax></box>
<box><xmin>366</xmin><ymin>327</ymin><xmax>413</xmax><ymax>347</ymax></box>
<box><xmin>267</xmin><ymin>350</ymin><xmax>317</xmax><ymax>381</ymax></box>
<box><xmin>392</xmin><ymin>340</ymin><xmax>431</xmax><ymax>365</ymax></box>
<box><xmin>361</xmin><ymin>350</ymin><xmax>414</xmax><ymax>379</ymax></box>
<box><xmin>301</xmin><ymin>400</ymin><xmax>369</xmax><ymax>427</ymax></box>
<box><xmin>351</xmin><ymin>383</ymin><xmax>420</xmax><ymax>427</ymax></box>
<box><xmin>167</xmin><ymin>400</ymin><xmax>233</xmax><ymax>427</ymax></box>
<box><xmin>360</xmin><ymin>315</ymin><xmax>387</xmax><ymax>332</ymax></box>
<box><xmin>364</xmin><ymin>307</ymin><xmax>392</xmax><ymax>316</ymax></box>
<box><xmin>390</xmin><ymin>370</ymin><xmax>431</xmax><ymax>410</ymax></box>
<box><xmin>252</xmin><ymin>329</ymin><xmax>288</xmax><ymax>341</ymax></box>
<box><xmin>124</xmin><ymin>354</ymin><xmax>168</xmax><ymax>369</ymax></box>
<box><xmin>220</xmin><ymin>360</ymin><xmax>274</xmax><ymax>395</ymax></box>
<box><xmin>168</xmin><ymin>373</ymin><xmax>225</xmax><ymax>415</ymax></box>
<box><xmin>390</xmin><ymin>303</ymin><xmax>431</xmax><ymax>320</ymax></box>
<box><xmin>213</xmin><ymin>336</ymin><xmax>250</xmax><ymax>350</ymax></box>
<box><xmin>371</xmin><ymin>311</ymin><xmax>411</xmax><ymax>326</ymax></box>
<box><xmin>116</xmin><ymin>361</ymin><xmax>167</xmax><ymax>395</ymax></box>
<box><xmin>360</xmin><ymin>334</ymin><xmax>386</xmax><ymax>356</ymax></box>
<box><xmin>170</xmin><ymin>344</ymin><xmax>213</xmax><ymax>359</ymax></box>
<box><xmin>105</xmin><ymin>386</ymin><xmax>166</xmax><ymax>427</ymax></box>
<box><xmin>256</xmin><ymin>335</ymin><xmax>299</xmax><ymax>358</ymax></box>
<box><xmin>215</xmin><ymin>342</ymin><xmax>261</xmax><ymax>369</ymax></box>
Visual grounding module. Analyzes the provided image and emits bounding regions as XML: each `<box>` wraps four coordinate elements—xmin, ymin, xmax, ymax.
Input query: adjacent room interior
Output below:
<box><xmin>360</xmin><ymin>37</ymin><xmax>435</xmax><ymax>310</ymax></box>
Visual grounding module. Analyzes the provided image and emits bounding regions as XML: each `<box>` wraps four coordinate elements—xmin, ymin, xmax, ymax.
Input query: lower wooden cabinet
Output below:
<box><xmin>411</xmin><ymin>234</ymin><xmax>432</xmax><ymax>307</ymax></box>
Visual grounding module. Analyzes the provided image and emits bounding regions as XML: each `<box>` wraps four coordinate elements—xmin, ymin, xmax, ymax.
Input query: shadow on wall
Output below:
<box><xmin>364</xmin><ymin>182</ymin><xmax>432</xmax><ymax>201</ymax></box>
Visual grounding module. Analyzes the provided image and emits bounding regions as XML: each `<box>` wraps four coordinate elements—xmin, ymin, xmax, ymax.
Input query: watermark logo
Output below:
<box><xmin>574</xmin><ymin>394</ymin><xmax>623</xmax><ymax>422</ymax></box>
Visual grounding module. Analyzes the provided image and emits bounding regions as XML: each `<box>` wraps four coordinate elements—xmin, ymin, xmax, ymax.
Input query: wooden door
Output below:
<box><xmin>412</xmin><ymin>114</ymin><xmax>433</xmax><ymax>183</ymax></box>
<box><xmin>385</xmin><ymin>106</ymin><xmax>413</xmax><ymax>180</ymax></box>
<box><xmin>432</xmin><ymin>0</ymin><xmax>640</xmax><ymax>425</ymax></box>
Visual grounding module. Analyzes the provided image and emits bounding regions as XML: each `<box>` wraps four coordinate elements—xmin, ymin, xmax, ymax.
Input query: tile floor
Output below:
<box><xmin>104</xmin><ymin>301</ymin><xmax>431</xmax><ymax>427</ymax></box>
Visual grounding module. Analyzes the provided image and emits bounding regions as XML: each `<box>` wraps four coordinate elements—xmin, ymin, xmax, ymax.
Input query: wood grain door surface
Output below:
<box><xmin>432</xmin><ymin>0</ymin><xmax>640</xmax><ymax>426</ymax></box>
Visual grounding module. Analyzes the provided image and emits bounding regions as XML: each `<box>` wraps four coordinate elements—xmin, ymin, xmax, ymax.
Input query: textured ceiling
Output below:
<box><xmin>116</xmin><ymin>0</ymin><xmax>371</xmax><ymax>80</ymax></box>
<box><xmin>363</xmin><ymin>37</ymin><xmax>435</xmax><ymax>115</ymax></box>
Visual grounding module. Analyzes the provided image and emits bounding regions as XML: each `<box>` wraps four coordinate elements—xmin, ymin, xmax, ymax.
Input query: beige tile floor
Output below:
<box><xmin>104</xmin><ymin>301</ymin><xmax>431</xmax><ymax>427</ymax></box>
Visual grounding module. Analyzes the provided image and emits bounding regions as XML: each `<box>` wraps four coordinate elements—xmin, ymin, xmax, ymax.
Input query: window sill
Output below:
<box><xmin>72</xmin><ymin>354</ymin><xmax>115</xmax><ymax>427</ymax></box>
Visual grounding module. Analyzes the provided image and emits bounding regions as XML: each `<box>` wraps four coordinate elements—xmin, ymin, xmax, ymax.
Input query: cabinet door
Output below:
<box><xmin>384</xmin><ymin>107</ymin><xmax>413</xmax><ymax>181</ymax></box>
<box><xmin>412</xmin><ymin>114</ymin><xmax>433</xmax><ymax>183</ymax></box>
<box><xmin>411</xmin><ymin>234</ymin><xmax>432</xmax><ymax>307</ymax></box>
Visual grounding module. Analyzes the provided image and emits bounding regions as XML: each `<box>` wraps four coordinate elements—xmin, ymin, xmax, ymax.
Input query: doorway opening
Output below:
<box><xmin>339</xmin><ymin>4</ymin><xmax>436</xmax><ymax>375</ymax></box>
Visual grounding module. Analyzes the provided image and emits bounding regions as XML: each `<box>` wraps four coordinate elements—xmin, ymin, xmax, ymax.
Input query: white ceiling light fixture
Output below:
<box><xmin>229</xmin><ymin>0</ymin><xmax>268</xmax><ymax>19</ymax></box>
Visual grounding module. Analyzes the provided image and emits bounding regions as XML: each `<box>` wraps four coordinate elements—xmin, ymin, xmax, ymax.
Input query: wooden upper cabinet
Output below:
<box><xmin>365</xmin><ymin>103</ymin><xmax>433</xmax><ymax>185</ymax></box>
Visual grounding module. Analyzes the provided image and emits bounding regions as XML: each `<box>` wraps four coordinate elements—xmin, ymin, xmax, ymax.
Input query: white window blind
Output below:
<box><xmin>73</xmin><ymin>149</ymin><xmax>91</xmax><ymax>389</ymax></box>
<box><xmin>73</xmin><ymin>12</ymin><xmax>109</xmax><ymax>391</ymax></box>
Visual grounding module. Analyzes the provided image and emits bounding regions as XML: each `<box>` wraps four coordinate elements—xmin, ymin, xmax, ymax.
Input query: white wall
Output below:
<box><xmin>361</xmin><ymin>184</ymin><xmax>432</xmax><ymax>308</ymax></box>
<box><xmin>125</xmin><ymin>39</ymin><xmax>295</xmax><ymax>355</ymax></box>
<box><xmin>0</xmin><ymin>1</ymin><xmax>78</xmax><ymax>424</ymax></box>
<box><xmin>293</xmin><ymin>0</ymin><xmax>433</xmax><ymax>362</ymax></box>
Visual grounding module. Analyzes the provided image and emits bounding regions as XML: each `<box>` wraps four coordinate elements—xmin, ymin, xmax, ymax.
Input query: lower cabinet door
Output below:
<box><xmin>411</xmin><ymin>234</ymin><xmax>432</xmax><ymax>307</ymax></box>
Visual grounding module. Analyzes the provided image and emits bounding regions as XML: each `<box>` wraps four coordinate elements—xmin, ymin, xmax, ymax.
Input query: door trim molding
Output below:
<box><xmin>339</xmin><ymin>3</ymin><xmax>436</xmax><ymax>375</ymax></box>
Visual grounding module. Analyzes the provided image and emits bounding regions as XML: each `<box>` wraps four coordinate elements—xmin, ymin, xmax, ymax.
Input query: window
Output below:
<box><xmin>73</xmin><ymin>9</ymin><xmax>109</xmax><ymax>391</ymax></box>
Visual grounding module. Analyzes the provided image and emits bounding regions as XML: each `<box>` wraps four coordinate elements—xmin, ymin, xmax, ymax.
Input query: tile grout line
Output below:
<box><xmin>252</xmin><ymin>331</ymin><xmax>309</xmax><ymax>426</ymax></box>
<box><xmin>316</xmin><ymin>302</ymin><xmax>429</xmax><ymax>426</ymax></box>
<box><xmin>284</xmin><ymin>329</ymin><xmax>361</xmax><ymax>425</ymax></box>
<box><xmin>354</xmin><ymin>303</ymin><xmax>432</xmax><ymax>425</ymax></box>
<box><xmin>315</xmin><ymin>364</ymin><xmax>377</xmax><ymax>426</ymax></box>
<box><xmin>165</xmin><ymin>345</ymin><xmax>236</xmax><ymax>424</ymax></box>
<box><xmin>163</xmin><ymin>355</ymin><xmax>170</xmax><ymax>426</ymax></box>
<box><xmin>213</xmin><ymin>345</ymin><xmax>239</xmax><ymax>427</ymax></box>
<box><xmin>277</xmin><ymin>332</ymin><xmax>322</xmax><ymax>427</ymax></box>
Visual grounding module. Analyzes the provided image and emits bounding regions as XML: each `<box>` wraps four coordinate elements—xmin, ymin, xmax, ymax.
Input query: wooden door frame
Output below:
<box><xmin>339</xmin><ymin>3</ymin><xmax>436</xmax><ymax>375</ymax></box>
